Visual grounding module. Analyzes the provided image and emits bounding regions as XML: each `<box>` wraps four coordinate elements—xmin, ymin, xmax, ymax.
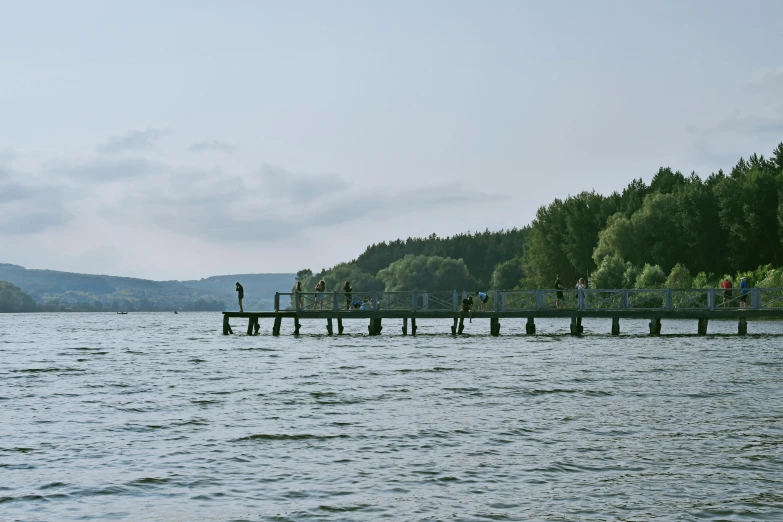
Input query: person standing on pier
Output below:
<box><xmin>575</xmin><ymin>278</ymin><xmax>586</xmax><ymax>307</ymax></box>
<box><xmin>739</xmin><ymin>276</ymin><xmax>748</xmax><ymax>307</ymax></box>
<box><xmin>313</xmin><ymin>279</ymin><xmax>326</xmax><ymax>310</ymax></box>
<box><xmin>721</xmin><ymin>277</ymin><xmax>733</xmax><ymax>306</ymax></box>
<box><xmin>555</xmin><ymin>275</ymin><xmax>564</xmax><ymax>309</ymax></box>
<box><xmin>292</xmin><ymin>281</ymin><xmax>303</xmax><ymax>310</ymax></box>
<box><xmin>474</xmin><ymin>291</ymin><xmax>489</xmax><ymax>311</ymax></box>
<box><xmin>235</xmin><ymin>282</ymin><xmax>244</xmax><ymax>312</ymax></box>
<box><xmin>343</xmin><ymin>281</ymin><xmax>353</xmax><ymax>310</ymax></box>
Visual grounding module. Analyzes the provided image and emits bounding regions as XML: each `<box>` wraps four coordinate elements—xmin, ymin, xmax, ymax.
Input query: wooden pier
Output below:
<box><xmin>221</xmin><ymin>289</ymin><xmax>783</xmax><ymax>337</ymax></box>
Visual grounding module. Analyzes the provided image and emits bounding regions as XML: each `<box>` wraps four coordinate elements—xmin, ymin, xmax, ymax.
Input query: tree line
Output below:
<box><xmin>525</xmin><ymin>143</ymin><xmax>783</xmax><ymax>290</ymax></box>
<box><xmin>0</xmin><ymin>280</ymin><xmax>229</xmax><ymax>313</ymax></box>
<box><xmin>294</xmin><ymin>228</ymin><xmax>528</xmax><ymax>293</ymax></box>
<box><xmin>296</xmin><ymin>143</ymin><xmax>783</xmax><ymax>293</ymax></box>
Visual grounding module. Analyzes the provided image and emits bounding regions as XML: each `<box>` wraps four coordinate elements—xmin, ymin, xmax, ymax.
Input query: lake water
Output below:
<box><xmin>1</xmin><ymin>312</ymin><xmax>782</xmax><ymax>521</ymax></box>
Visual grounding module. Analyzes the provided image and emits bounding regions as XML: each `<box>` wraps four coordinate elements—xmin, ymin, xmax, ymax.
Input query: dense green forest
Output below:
<box><xmin>0</xmin><ymin>281</ymin><xmax>38</xmax><ymax>313</ymax></box>
<box><xmin>0</xmin><ymin>264</ymin><xmax>293</xmax><ymax>312</ymax></box>
<box><xmin>297</xmin><ymin>143</ymin><xmax>783</xmax><ymax>293</ymax></box>
<box><xmin>295</xmin><ymin>228</ymin><xmax>529</xmax><ymax>293</ymax></box>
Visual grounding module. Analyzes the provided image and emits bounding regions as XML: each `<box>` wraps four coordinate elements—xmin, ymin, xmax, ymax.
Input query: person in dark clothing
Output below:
<box><xmin>740</xmin><ymin>276</ymin><xmax>749</xmax><ymax>307</ymax></box>
<box><xmin>235</xmin><ymin>282</ymin><xmax>244</xmax><ymax>312</ymax></box>
<box><xmin>555</xmin><ymin>275</ymin><xmax>564</xmax><ymax>309</ymax></box>
<box><xmin>343</xmin><ymin>281</ymin><xmax>352</xmax><ymax>311</ymax></box>
<box><xmin>461</xmin><ymin>296</ymin><xmax>474</xmax><ymax>313</ymax></box>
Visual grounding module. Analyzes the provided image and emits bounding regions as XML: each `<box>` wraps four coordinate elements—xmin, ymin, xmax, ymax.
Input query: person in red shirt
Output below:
<box><xmin>721</xmin><ymin>277</ymin><xmax>733</xmax><ymax>306</ymax></box>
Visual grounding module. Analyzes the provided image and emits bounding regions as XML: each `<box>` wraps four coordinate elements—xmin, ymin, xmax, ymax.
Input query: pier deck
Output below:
<box><xmin>221</xmin><ymin>288</ymin><xmax>783</xmax><ymax>336</ymax></box>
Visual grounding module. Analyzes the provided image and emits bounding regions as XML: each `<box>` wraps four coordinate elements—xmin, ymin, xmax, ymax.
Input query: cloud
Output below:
<box><xmin>688</xmin><ymin>107</ymin><xmax>783</xmax><ymax>138</ymax></box>
<box><xmin>749</xmin><ymin>66</ymin><xmax>783</xmax><ymax>98</ymax></box>
<box><xmin>0</xmin><ymin>165</ymin><xmax>72</xmax><ymax>234</ymax></box>
<box><xmin>0</xmin><ymin>148</ymin><xmax>16</xmax><ymax>165</ymax></box>
<box><xmin>257</xmin><ymin>164</ymin><xmax>350</xmax><ymax>202</ymax></box>
<box><xmin>0</xmin><ymin>210</ymin><xmax>71</xmax><ymax>235</ymax></box>
<box><xmin>188</xmin><ymin>139</ymin><xmax>237</xmax><ymax>153</ymax></box>
<box><xmin>103</xmin><ymin>163</ymin><xmax>493</xmax><ymax>244</ymax></box>
<box><xmin>97</xmin><ymin>129</ymin><xmax>168</xmax><ymax>154</ymax></box>
<box><xmin>50</xmin><ymin>157</ymin><xmax>160</xmax><ymax>182</ymax></box>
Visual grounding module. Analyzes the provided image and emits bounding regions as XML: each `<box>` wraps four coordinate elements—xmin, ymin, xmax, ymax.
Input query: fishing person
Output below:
<box><xmin>474</xmin><ymin>291</ymin><xmax>489</xmax><ymax>312</ymax></box>
<box><xmin>740</xmin><ymin>276</ymin><xmax>749</xmax><ymax>308</ymax></box>
<box><xmin>555</xmin><ymin>275</ymin><xmax>564</xmax><ymax>309</ymax></box>
<box><xmin>343</xmin><ymin>281</ymin><xmax>353</xmax><ymax>310</ymax></box>
<box><xmin>235</xmin><ymin>282</ymin><xmax>244</xmax><ymax>312</ymax></box>
<box><xmin>462</xmin><ymin>294</ymin><xmax>474</xmax><ymax>323</ymax></box>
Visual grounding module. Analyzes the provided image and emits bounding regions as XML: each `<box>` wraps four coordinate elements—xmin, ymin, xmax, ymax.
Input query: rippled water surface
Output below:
<box><xmin>2</xmin><ymin>312</ymin><xmax>783</xmax><ymax>521</ymax></box>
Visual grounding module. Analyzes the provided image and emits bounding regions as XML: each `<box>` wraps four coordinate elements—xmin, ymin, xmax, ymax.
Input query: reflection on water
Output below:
<box><xmin>1</xmin><ymin>313</ymin><xmax>782</xmax><ymax>521</ymax></box>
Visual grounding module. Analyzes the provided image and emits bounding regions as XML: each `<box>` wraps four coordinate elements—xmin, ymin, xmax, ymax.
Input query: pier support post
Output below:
<box><xmin>611</xmin><ymin>317</ymin><xmax>620</xmax><ymax>336</ymax></box>
<box><xmin>337</xmin><ymin>317</ymin><xmax>344</xmax><ymax>335</ymax></box>
<box><xmin>402</xmin><ymin>317</ymin><xmax>408</xmax><ymax>335</ymax></box>
<box><xmin>570</xmin><ymin>316</ymin><xmax>583</xmax><ymax>335</ymax></box>
<box><xmin>247</xmin><ymin>316</ymin><xmax>258</xmax><ymax>336</ymax></box>
<box><xmin>526</xmin><ymin>317</ymin><xmax>536</xmax><ymax>334</ymax></box>
<box><xmin>451</xmin><ymin>317</ymin><xmax>458</xmax><ymax>335</ymax></box>
<box><xmin>738</xmin><ymin>318</ymin><xmax>747</xmax><ymax>336</ymax></box>
<box><xmin>294</xmin><ymin>317</ymin><xmax>301</xmax><ymax>335</ymax></box>
<box><xmin>272</xmin><ymin>316</ymin><xmax>282</xmax><ymax>336</ymax></box>
<box><xmin>368</xmin><ymin>318</ymin><xmax>382</xmax><ymax>336</ymax></box>
<box><xmin>253</xmin><ymin>317</ymin><xmax>260</xmax><ymax>335</ymax></box>
<box><xmin>697</xmin><ymin>318</ymin><xmax>708</xmax><ymax>336</ymax></box>
<box><xmin>649</xmin><ymin>318</ymin><xmax>661</xmax><ymax>335</ymax></box>
<box><xmin>326</xmin><ymin>318</ymin><xmax>334</xmax><ymax>336</ymax></box>
<box><xmin>223</xmin><ymin>315</ymin><xmax>233</xmax><ymax>335</ymax></box>
<box><xmin>458</xmin><ymin>315</ymin><xmax>465</xmax><ymax>335</ymax></box>
<box><xmin>490</xmin><ymin>317</ymin><xmax>500</xmax><ymax>336</ymax></box>
<box><xmin>411</xmin><ymin>317</ymin><xmax>417</xmax><ymax>336</ymax></box>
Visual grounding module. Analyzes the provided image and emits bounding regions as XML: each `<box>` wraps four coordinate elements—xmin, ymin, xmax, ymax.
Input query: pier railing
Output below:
<box><xmin>273</xmin><ymin>288</ymin><xmax>783</xmax><ymax>313</ymax></box>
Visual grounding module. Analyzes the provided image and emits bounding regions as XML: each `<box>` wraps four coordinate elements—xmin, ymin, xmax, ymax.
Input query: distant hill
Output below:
<box><xmin>0</xmin><ymin>264</ymin><xmax>294</xmax><ymax>312</ymax></box>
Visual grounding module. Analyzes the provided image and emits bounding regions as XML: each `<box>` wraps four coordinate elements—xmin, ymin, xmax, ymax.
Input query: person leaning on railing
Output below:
<box><xmin>313</xmin><ymin>279</ymin><xmax>326</xmax><ymax>310</ymax></box>
<box><xmin>292</xmin><ymin>281</ymin><xmax>303</xmax><ymax>310</ymax></box>
<box><xmin>740</xmin><ymin>276</ymin><xmax>748</xmax><ymax>308</ymax></box>
<box><xmin>343</xmin><ymin>281</ymin><xmax>352</xmax><ymax>310</ymax></box>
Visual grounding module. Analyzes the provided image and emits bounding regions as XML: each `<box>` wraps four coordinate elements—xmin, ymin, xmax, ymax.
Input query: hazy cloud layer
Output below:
<box><xmin>97</xmin><ymin>129</ymin><xmax>168</xmax><ymax>154</ymax></box>
<box><xmin>750</xmin><ymin>66</ymin><xmax>783</xmax><ymax>98</ymax></box>
<box><xmin>100</xmin><ymin>161</ymin><xmax>489</xmax><ymax>243</ymax></box>
<box><xmin>258</xmin><ymin>164</ymin><xmax>350</xmax><ymax>202</ymax></box>
<box><xmin>0</xmin><ymin>164</ymin><xmax>72</xmax><ymax>234</ymax></box>
<box><xmin>189</xmin><ymin>139</ymin><xmax>237</xmax><ymax>153</ymax></box>
<box><xmin>50</xmin><ymin>157</ymin><xmax>160</xmax><ymax>182</ymax></box>
<box><xmin>704</xmin><ymin>109</ymin><xmax>783</xmax><ymax>137</ymax></box>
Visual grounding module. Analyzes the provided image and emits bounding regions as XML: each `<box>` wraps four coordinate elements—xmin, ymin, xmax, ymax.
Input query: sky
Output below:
<box><xmin>1</xmin><ymin>0</ymin><xmax>782</xmax><ymax>280</ymax></box>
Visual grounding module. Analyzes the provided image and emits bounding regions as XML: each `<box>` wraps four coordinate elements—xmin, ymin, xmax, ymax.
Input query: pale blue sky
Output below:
<box><xmin>1</xmin><ymin>1</ymin><xmax>782</xmax><ymax>279</ymax></box>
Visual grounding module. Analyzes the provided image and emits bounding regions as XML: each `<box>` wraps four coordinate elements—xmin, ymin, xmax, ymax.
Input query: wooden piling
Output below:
<box><xmin>411</xmin><ymin>317</ymin><xmax>417</xmax><ymax>336</ymax></box>
<box><xmin>223</xmin><ymin>315</ymin><xmax>233</xmax><ymax>335</ymax></box>
<box><xmin>570</xmin><ymin>316</ymin><xmax>583</xmax><ymax>335</ymax></box>
<box><xmin>697</xmin><ymin>318</ymin><xmax>708</xmax><ymax>336</ymax></box>
<box><xmin>337</xmin><ymin>317</ymin><xmax>344</xmax><ymax>335</ymax></box>
<box><xmin>649</xmin><ymin>318</ymin><xmax>661</xmax><ymax>335</ymax></box>
<box><xmin>402</xmin><ymin>317</ymin><xmax>408</xmax><ymax>335</ymax></box>
<box><xmin>272</xmin><ymin>316</ymin><xmax>282</xmax><ymax>336</ymax></box>
<box><xmin>451</xmin><ymin>317</ymin><xmax>458</xmax><ymax>335</ymax></box>
<box><xmin>368</xmin><ymin>318</ymin><xmax>382</xmax><ymax>336</ymax></box>
<box><xmin>246</xmin><ymin>316</ymin><xmax>255</xmax><ymax>335</ymax></box>
<box><xmin>611</xmin><ymin>317</ymin><xmax>620</xmax><ymax>336</ymax></box>
<box><xmin>458</xmin><ymin>315</ymin><xmax>465</xmax><ymax>335</ymax></box>
<box><xmin>738</xmin><ymin>318</ymin><xmax>747</xmax><ymax>336</ymax></box>
<box><xmin>294</xmin><ymin>316</ymin><xmax>301</xmax><ymax>335</ymax></box>
<box><xmin>490</xmin><ymin>317</ymin><xmax>500</xmax><ymax>336</ymax></box>
<box><xmin>526</xmin><ymin>317</ymin><xmax>536</xmax><ymax>334</ymax></box>
<box><xmin>326</xmin><ymin>318</ymin><xmax>334</xmax><ymax>336</ymax></box>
